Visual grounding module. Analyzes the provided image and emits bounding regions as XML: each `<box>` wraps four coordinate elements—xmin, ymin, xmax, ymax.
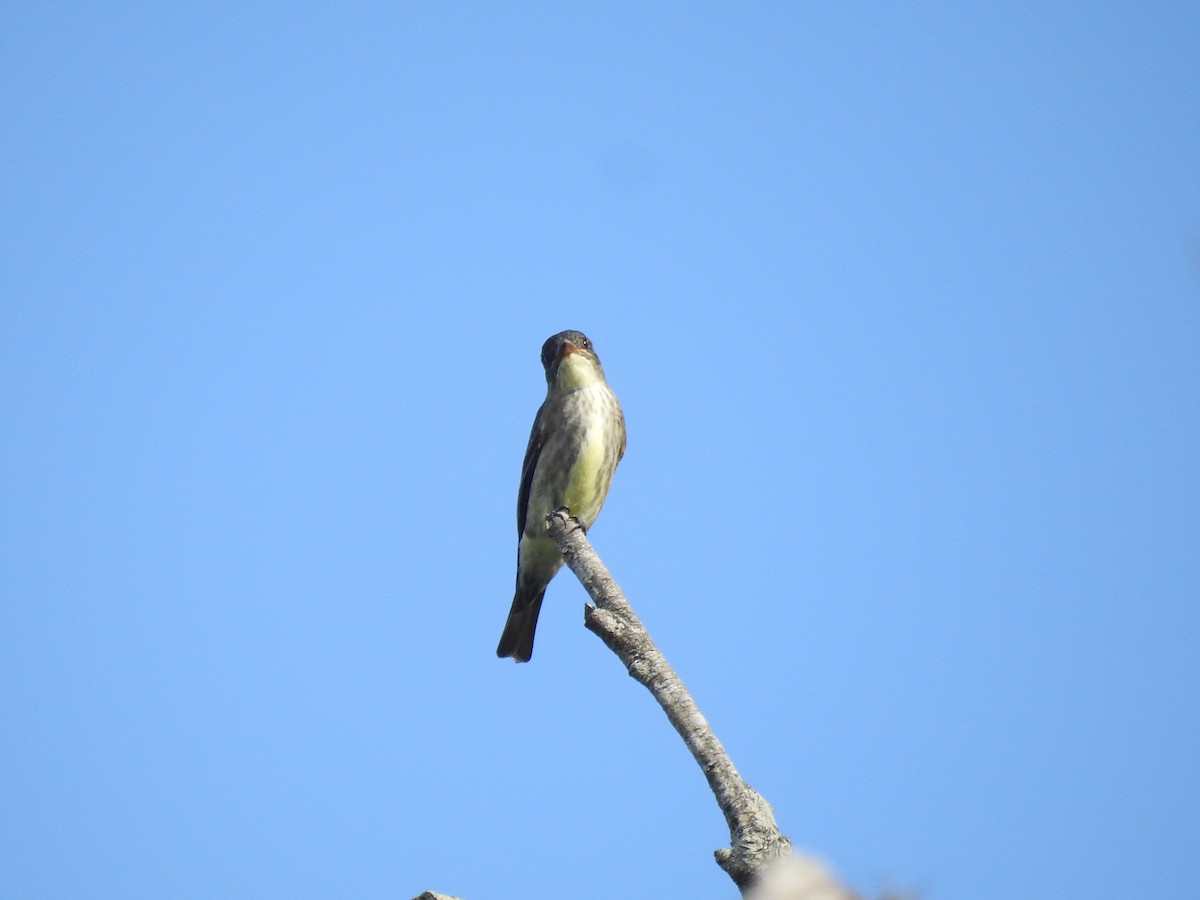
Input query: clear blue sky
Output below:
<box><xmin>2</xmin><ymin>4</ymin><xmax>1197</xmax><ymax>898</ymax></box>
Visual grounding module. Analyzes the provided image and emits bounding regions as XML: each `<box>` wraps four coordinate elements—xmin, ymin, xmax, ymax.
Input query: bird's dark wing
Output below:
<box><xmin>516</xmin><ymin>402</ymin><xmax>546</xmax><ymax>535</ymax></box>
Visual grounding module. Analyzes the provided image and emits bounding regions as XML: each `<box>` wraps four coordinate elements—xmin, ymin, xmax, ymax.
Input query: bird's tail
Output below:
<box><xmin>495</xmin><ymin>587</ymin><xmax>546</xmax><ymax>662</ymax></box>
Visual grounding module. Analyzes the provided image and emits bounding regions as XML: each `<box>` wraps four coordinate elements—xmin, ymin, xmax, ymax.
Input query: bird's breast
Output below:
<box><xmin>563</xmin><ymin>425</ymin><xmax>608</xmax><ymax>521</ymax></box>
<box><xmin>559</xmin><ymin>384</ymin><xmax>619</xmax><ymax>525</ymax></box>
<box><xmin>535</xmin><ymin>383</ymin><xmax>622</xmax><ymax>531</ymax></box>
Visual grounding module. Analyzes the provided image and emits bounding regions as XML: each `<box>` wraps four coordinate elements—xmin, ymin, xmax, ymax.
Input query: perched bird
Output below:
<box><xmin>496</xmin><ymin>330</ymin><xmax>626</xmax><ymax>662</ymax></box>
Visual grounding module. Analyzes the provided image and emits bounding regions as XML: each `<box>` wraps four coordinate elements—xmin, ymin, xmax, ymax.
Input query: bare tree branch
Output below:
<box><xmin>546</xmin><ymin>509</ymin><xmax>827</xmax><ymax>894</ymax></box>
<box><xmin>418</xmin><ymin>512</ymin><xmax>882</xmax><ymax>899</ymax></box>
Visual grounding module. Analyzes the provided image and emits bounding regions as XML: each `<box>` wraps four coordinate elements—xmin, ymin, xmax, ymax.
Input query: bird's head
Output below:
<box><xmin>540</xmin><ymin>330</ymin><xmax>606</xmax><ymax>390</ymax></box>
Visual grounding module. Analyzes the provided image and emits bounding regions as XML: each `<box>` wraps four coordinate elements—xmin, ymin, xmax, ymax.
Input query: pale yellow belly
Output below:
<box><xmin>561</xmin><ymin>425</ymin><xmax>610</xmax><ymax>525</ymax></box>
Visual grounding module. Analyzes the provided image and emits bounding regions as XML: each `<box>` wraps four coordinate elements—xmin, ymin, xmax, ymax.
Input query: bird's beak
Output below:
<box><xmin>559</xmin><ymin>341</ymin><xmax>580</xmax><ymax>357</ymax></box>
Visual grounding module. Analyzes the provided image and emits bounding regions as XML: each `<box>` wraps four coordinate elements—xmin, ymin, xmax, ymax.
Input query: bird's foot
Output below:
<box><xmin>550</xmin><ymin>506</ymin><xmax>585</xmax><ymax>532</ymax></box>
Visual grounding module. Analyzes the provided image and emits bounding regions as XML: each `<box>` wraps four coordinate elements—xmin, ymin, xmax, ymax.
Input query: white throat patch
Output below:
<box><xmin>556</xmin><ymin>353</ymin><xmax>603</xmax><ymax>391</ymax></box>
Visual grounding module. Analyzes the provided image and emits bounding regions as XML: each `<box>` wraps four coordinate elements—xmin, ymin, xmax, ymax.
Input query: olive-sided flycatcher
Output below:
<box><xmin>496</xmin><ymin>330</ymin><xmax>626</xmax><ymax>662</ymax></box>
